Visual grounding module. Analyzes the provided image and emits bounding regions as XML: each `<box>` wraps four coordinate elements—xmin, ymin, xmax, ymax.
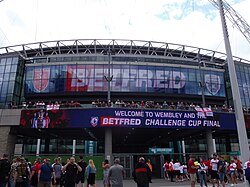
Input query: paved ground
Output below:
<box><xmin>95</xmin><ymin>179</ymin><xmax>247</xmax><ymax>187</ymax></box>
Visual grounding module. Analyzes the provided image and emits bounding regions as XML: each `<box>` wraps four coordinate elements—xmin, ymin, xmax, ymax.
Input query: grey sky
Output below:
<box><xmin>0</xmin><ymin>0</ymin><xmax>249</xmax><ymax>60</ymax></box>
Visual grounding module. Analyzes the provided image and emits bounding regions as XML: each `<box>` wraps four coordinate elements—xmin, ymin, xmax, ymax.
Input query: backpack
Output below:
<box><xmin>16</xmin><ymin>163</ymin><xmax>29</xmax><ymax>182</ymax></box>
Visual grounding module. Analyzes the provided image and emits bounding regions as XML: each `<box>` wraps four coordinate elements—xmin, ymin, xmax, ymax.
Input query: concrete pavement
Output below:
<box><xmin>95</xmin><ymin>179</ymin><xmax>247</xmax><ymax>187</ymax></box>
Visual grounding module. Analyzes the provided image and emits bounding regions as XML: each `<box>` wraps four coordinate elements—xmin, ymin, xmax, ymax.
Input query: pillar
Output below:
<box><xmin>36</xmin><ymin>139</ymin><xmax>41</xmax><ymax>156</ymax></box>
<box><xmin>182</xmin><ymin>140</ymin><xmax>186</xmax><ymax>163</ymax></box>
<box><xmin>206</xmin><ymin>129</ymin><xmax>215</xmax><ymax>157</ymax></box>
<box><xmin>212</xmin><ymin>138</ymin><xmax>216</xmax><ymax>153</ymax></box>
<box><xmin>72</xmin><ymin>139</ymin><xmax>76</xmax><ymax>156</ymax></box>
<box><xmin>225</xmin><ymin>138</ymin><xmax>231</xmax><ymax>153</ymax></box>
<box><xmin>105</xmin><ymin>128</ymin><xmax>112</xmax><ymax>162</ymax></box>
<box><xmin>0</xmin><ymin>126</ymin><xmax>16</xmax><ymax>157</ymax></box>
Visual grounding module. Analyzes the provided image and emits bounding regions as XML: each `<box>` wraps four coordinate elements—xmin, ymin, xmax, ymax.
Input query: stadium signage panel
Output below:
<box><xmin>20</xmin><ymin>108</ymin><xmax>236</xmax><ymax>130</ymax></box>
<box><xmin>149</xmin><ymin>148</ymin><xmax>174</xmax><ymax>154</ymax></box>
<box><xmin>25</xmin><ymin>64</ymin><xmax>225</xmax><ymax>97</ymax></box>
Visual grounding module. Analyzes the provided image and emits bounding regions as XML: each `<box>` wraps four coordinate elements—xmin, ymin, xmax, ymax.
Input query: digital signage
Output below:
<box><xmin>25</xmin><ymin>64</ymin><xmax>226</xmax><ymax>97</ymax></box>
<box><xmin>20</xmin><ymin>108</ymin><xmax>237</xmax><ymax>130</ymax></box>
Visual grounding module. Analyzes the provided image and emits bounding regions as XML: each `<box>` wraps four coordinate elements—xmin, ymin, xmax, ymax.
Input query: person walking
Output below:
<box><xmin>86</xmin><ymin>160</ymin><xmax>97</xmax><ymax>187</ymax></box>
<box><xmin>229</xmin><ymin>159</ymin><xmax>237</xmax><ymax>186</ymax></box>
<box><xmin>133</xmin><ymin>157</ymin><xmax>151</xmax><ymax>187</ymax></box>
<box><xmin>163</xmin><ymin>160</ymin><xmax>169</xmax><ymax>180</ymax></box>
<box><xmin>62</xmin><ymin>157</ymin><xmax>82</xmax><ymax>187</ymax></box>
<box><xmin>217</xmin><ymin>156</ymin><xmax>227</xmax><ymax>187</ymax></box>
<box><xmin>108</xmin><ymin>158</ymin><xmax>124</xmax><ymax>187</ymax></box>
<box><xmin>102</xmin><ymin>160</ymin><xmax>110</xmax><ymax>187</ymax></box>
<box><xmin>198</xmin><ymin>158</ymin><xmax>208</xmax><ymax>187</ymax></box>
<box><xmin>243</xmin><ymin>158</ymin><xmax>250</xmax><ymax>186</ymax></box>
<box><xmin>146</xmin><ymin>159</ymin><xmax>152</xmax><ymax>173</ymax></box>
<box><xmin>173</xmin><ymin>160</ymin><xmax>181</xmax><ymax>182</ymax></box>
<box><xmin>52</xmin><ymin>158</ymin><xmax>62</xmax><ymax>187</ymax></box>
<box><xmin>9</xmin><ymin>158</ymin><xmax>19</xmax><ymax>187</ymax></box>
<box><xmin>0</xmin><ymin>154</ymin><xmax>11</xmax><ymax>187</ymax></box>
<box><xmin>15</xmin><ymin>158</ymin><xmax>30</xmax><ymax>187</ymax></box>
<box><xmin>38</xmin><ymin>158</ymin><xmax>54</xmax><ymax>187</ymax></box>
<box><xmin>76</xmin><ymin>156</ymin><xmax>87</xmax><ymax>187</ymax></box>
<box><xmin>188</xmin><ymin>155</ymin><xmax>198</xmax><ymax>187</ymax></box>
<box><xmin>30</xmin><ymin>158</ymin><xmax>42</xmax><ymax>187</ymax></box>
<box><xmin>210</xmin><ymin>154</ymin><xmax>219</xmax><ymax>187</ymax></box>
<box><xmin>168</xmin><ymin>159</ymin><xmax>174</xmax><ymax>182</ymax></box>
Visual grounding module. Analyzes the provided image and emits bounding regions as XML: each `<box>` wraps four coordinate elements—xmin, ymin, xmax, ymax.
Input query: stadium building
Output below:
<box><xmin>0</xmin><ymin>39</ymin><xmax>250</xmax><ymax>178</ymax></box>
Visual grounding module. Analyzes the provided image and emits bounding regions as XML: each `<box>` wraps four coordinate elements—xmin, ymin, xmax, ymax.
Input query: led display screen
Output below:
<box><xmin>25</xmin><ymin>64</ymin><xmax>225</xmax><ymax>97</ymax></box>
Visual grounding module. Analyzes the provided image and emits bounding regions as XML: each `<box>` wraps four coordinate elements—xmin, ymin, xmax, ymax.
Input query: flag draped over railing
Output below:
<box><xmin>195</xmin><ymin>107</ymin><xmax>213</xmax><ymax>118</ymax></box>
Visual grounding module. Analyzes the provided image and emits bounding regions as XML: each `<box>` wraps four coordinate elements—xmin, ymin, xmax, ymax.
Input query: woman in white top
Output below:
<box><xmin>229</xmin><ymin>159</ymin><xmax>237</xmax><ymax>186</ymax></box>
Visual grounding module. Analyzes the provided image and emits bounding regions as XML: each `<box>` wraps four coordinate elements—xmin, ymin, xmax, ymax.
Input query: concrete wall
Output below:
<box><xmin>0</xmin><ymin>109</ymin><xmax>21</xmax><ymax>156</ymax></box>
<box><xmin>0</xmin><ymin>109</ymin><xmax>22</xmax><ymax>126</ymax></box>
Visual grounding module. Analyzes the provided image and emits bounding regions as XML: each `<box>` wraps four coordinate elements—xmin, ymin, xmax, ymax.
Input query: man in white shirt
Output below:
<box><xmin>210</xmin><ymin>154</ymin><xmax>219</xmax><ymax>187</ymax></box>
<box><xmin>173</xmin><ymin>160</ymin><xmax>181</xmax><ymax>182</ymax></box>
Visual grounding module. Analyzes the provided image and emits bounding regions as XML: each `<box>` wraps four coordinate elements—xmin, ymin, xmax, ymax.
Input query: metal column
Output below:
<box><xmin>199</xmin><ymin>60</ymin><xmax>216</xmax><ymax>157</ymax></box>
<box><xmin>104</xmin><ymin>47</ymin><xmax>113</xmax><ymax>162</ymax></box>
<box><xmin>217</xmin><ymin>0</ymin><xmax>249</xmax><ymax>163</ymax></box>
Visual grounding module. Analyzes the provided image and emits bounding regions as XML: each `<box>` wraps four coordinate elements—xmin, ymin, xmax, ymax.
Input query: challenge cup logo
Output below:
<box><xmin>90</xmin><ymin>117</ymin><xmax>99</xmax><ymax>127</ymax></box>
<box><xmin>205</xmin><ymin>74</ymin><xmax>221</xmax><ymax>95</ymax></box>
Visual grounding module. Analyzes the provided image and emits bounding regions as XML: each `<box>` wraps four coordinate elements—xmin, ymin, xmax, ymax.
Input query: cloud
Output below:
<box><xmin>0</xmin><ymin>0</ymin><xmax>249</xmax><ymax>61</ymax></box>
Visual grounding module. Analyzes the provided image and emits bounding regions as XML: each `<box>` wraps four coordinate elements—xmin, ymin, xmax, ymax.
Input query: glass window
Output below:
<box><xmin>9</xmin><ymin>73</ymin><xmax>16</xmax><ymax>81</ymax></box>
<box><xmin>0</xmin><ymin>66</ymin><xmax>4</xmax><ymax>74</ymax></box>
<box><xmin>86</xmin><ymin>65</ymin><xmax>94</xmax><ymax>79</ymax></box>
<box><xmin>0</xmin><ymin>58</ymin><xmax>6</xmax><ymax>65</ymax></box>
<box><xmin>6</xmin><ymin>58</ymin><xmax>12</xmax><ymax>65</ymax></box>
<box><xmin>93</xmin><ymin>65</ymin><xmax>104</xmax><ymax>91</ymax></box>
<box><xmin>129</xmin><ymin>65</ymin><xmax>139</xmax><ymax>92</ymax></box>
<box><xmin>12</xmin><ymin>57</ymin><xmax>18</xmax><ymax>64</ymax></box>
<box><xmin>8</xmin><ymin>82</ymin><xmax>14</xmax><ymax>93</ymax></box>
<box><xmin>75</xmin><ymin>140</ymin><xmax>84</xmax><ymax>154</ymax></box>
<box><xmin>60</xmin><ymin>65</ymin><xmax>67</xmax><ymax>78</ymax></box>
<box><xmin>11</xmin><ymin>65</ymin><xmax>17</xmax><ymax>72</ymax></box>
<box><xmin>120</xmin><ymin>65</ymin><xmax>130</xmax><ymax>78</ymax></box>
<box><xmin>1</xmin><ymin>81</ymin><xmax>8</xmax><ymax>94</ymax></box>
<box><xmin>111</xmin><ymin>78</ymin><xmax>121</xmax><ymax>91</ymax></box>
<box><xmin>64</xmin><ymin>57</ymin><xmax>72</xmax><ymax>62</ymax></box>
<box><xmin>121</xmin><ymin>79</ymin><xmax>130</xmax><ymax>92</ymax></box>
<box><xmin>5</xmin><ymin>65</ymin><xmax>11</xmax><ymax>73</ymax></box>
<box><xmin>3</xmin><ymin>73</ymin><xmax>10</xmax><ymax>81</ymax></box>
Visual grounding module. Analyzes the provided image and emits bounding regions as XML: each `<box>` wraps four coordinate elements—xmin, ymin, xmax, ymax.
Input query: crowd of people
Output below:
<box><xmin>1</xmin><ymin>154</ymin><xmax>250</xmax><ymax>187</ymax></box>
<box><xmin>0</xmin><ymin>155</ymin><xmax>100</xmax><ymax>187</ymax></box>
<box><xmin>162</xmin><ymin>154</ymin><xmax>250</xmax><ymax>187</ymax></box>
<box><xmin>0</xmin><ymin>154</ymin><xmax>153</xmax><ymax>187</ymax></box>
<box><xmin>9</xmin><ymin>101</ymin><xmax>81</xmax><ymax>110</ymax></box>
<box><xmin>92</xmin><ymin>99</ymin><xmax>234</xmax><ymax>112</ymax></box>
<box><xmin>8</xmin><ymin>99</ymin><xmax>237</xmax><ymax>113</ymax></box>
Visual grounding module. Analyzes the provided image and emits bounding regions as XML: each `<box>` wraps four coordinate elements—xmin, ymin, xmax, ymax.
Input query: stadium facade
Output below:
<box><xmin>0</xmin><ymin>39</ymin><xmax>250</xmax><ymax>177</ymax></box>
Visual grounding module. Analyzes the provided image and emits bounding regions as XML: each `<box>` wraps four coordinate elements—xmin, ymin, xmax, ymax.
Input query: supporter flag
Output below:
<box><xmin>195</xmin><ymin>107</ymin><xmax>213</xmax><ymax>118</ymax></box>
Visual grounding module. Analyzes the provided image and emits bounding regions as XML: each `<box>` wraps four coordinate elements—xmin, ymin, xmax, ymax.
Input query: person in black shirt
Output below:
<box><xmin>62</xmin><ymin>157</ymin><xmax>82</xmax><ymax>187</ymax></box>
<box><xmin>76</xmin><ymin>156</ymin><xmax>87</xmax><ymax>187</ymax></box>
<box><xmin>133</xmin><ymin>157</ymin><xmax>151</xmax><ymax>187</ymax></box>
<box><xmin>0</xmin><ymin>154</ymin><xmax>11</xmax><ymax>187</ymax></box>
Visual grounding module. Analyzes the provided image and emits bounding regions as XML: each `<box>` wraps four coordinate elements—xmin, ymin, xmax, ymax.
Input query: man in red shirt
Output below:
<box><xmin>188</xmin><ymin>155</ymin><xmax>197</xmax><ymax>187</ymax></box>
